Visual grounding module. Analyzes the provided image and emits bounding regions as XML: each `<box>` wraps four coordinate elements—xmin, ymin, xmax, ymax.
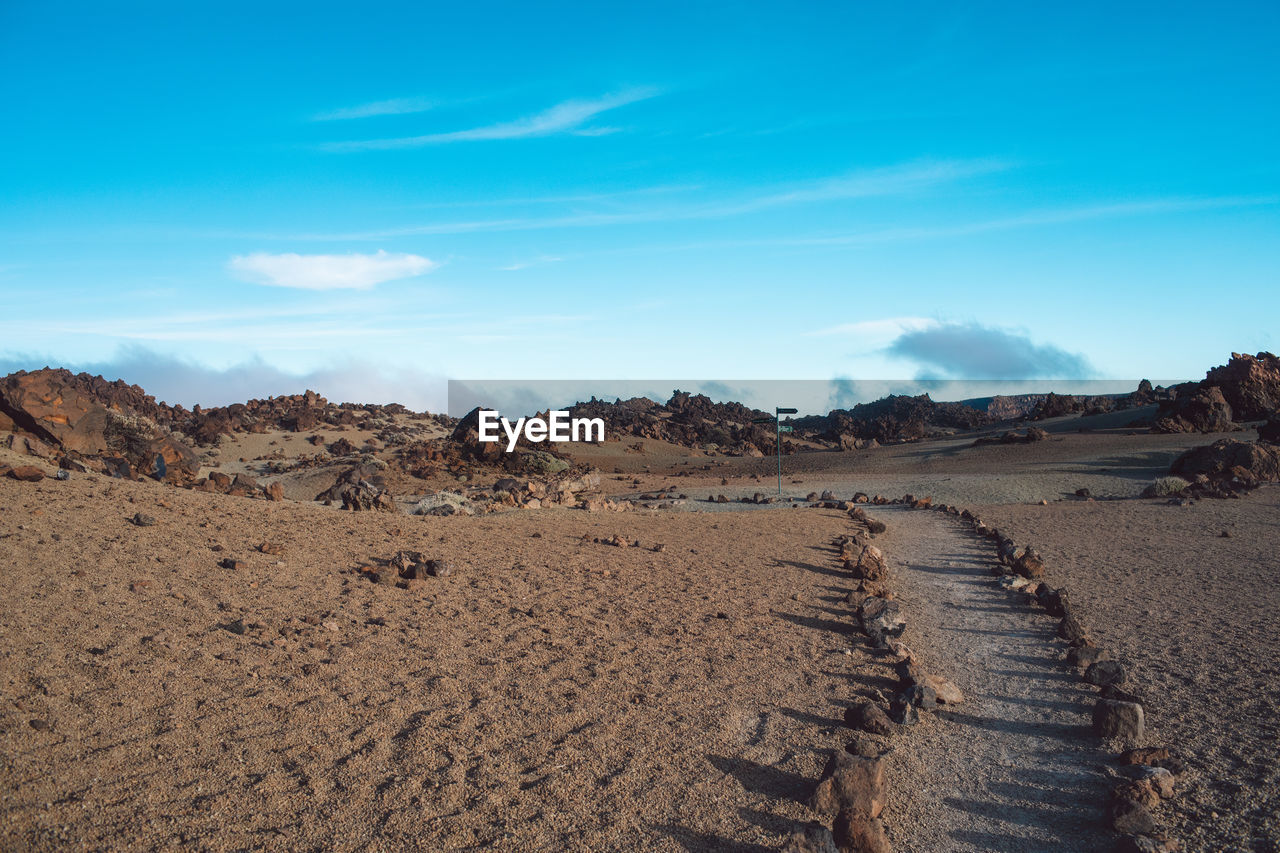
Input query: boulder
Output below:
<box><xmin>922</xmin><ymin>673</ymin><xmax>964</xmax><ymax>705</ymax></box>
<box><xmin>859</xmin><ymin>597</ymin><xmax>905</xmax><ymax>643</ymax></box>
<box><xmin>1118</xmin><ymin>765</ymin><xmax>1176</xmax><ymax>798</ymax></box>
<box><xmin>7</xmin><ymin>465</ymin><xmax>45</xmax><ymax>482</ymax></box>
<box><xmin>1152</xmin><ymin>386</ymin><xmax>1235</xmax><ymax>434</ymax></box>
<box><xmin>780</xmin><ymin>824</ymin><xmax>839</xmax><ymax>853</ymax></box>
<box><xmin>848</xmin><ymin>545</ymin><xmax>888</xmax><ymax>581</ymax></box>
<box><xmin>844</xmin><ymin>702</ymin><xmax>894</xmax><ymax>737</ymax></box>
<box><xmin>1058</xmin><ymin>614</ymin><xmax>1088</xmax><ymax>644</ymax></box>
<box><xmin>1113</xmin><ymin>778</ymin><xmax>1161</xmax><ymax>810</ymax></box>
<box><xmin>1085</xmin><ymin>660</ymin><xmax>1127</xmax><ymax>688</ymax></box>
<box><xmin>1108</xmin><ymin>798</ymin><xmax>1158</xmax><ymax>835</ymax></box>
<box><xmin>1013</xmin><ymin>547</ymin><xmax>1046</xmax><ymax>579</ymax></box>
<box><xmin>1066</xmin><ymin>644</ymin><xmax>1104</xmax><ymax>668</ymax></box>
<box><xmin>888</xmin><ymin>693</ymin><xmax>919</xmax><ymax>725</ymax></box>
<box><xmin>1119</xmin><ymin>747</ymin><xmax>1174</xmax><ymax>768</ymax></box>
<box><xmin>1170</xmin><ymin>439</ymin><xmax>1280</xmax><ymax>491</ymax></box>
<box><xmin>832</xmin><ymin>812</ymin><xmax>891</xmax><ymax>853</ymax></box>
<box><xmin>1094</xmin><ymin>699</ymin><xmax>1144</xmax><ymax>743</ymax></box>
<box><xmin>810</xmin><ymin>751</ymin><xmax>885</xmax><ymax>818</ymax></box>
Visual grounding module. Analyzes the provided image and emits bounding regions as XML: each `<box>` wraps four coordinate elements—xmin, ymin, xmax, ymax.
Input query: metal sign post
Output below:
<box><xmin>776</xmin><ymin>407</ymin><xmax>797</xmax><ymax>495</ymax></box>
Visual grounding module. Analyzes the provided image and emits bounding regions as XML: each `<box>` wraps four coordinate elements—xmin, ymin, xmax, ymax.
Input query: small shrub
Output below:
<box><xmin>1141</xmin><ymin>475</ymin><xmax>1190</xmax><ymax>498</ymax></box>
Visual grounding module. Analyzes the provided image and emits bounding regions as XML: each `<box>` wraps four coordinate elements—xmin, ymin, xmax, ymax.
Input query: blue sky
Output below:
<box><xmin>1</xmin><ymin>1</ymin><xmax>1277</xmax><ymax>409</ymax></box>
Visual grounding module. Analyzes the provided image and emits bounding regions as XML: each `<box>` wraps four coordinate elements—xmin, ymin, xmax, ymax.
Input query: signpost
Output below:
<box><xmin>752</xmin><ymin>408</ymin><xmax>797</xmax><ymax>494</ymax></box>
<box><xmin>775</xmin><ymin>407</ymin><xmax>797</xmax><ymax>495</ymax></box>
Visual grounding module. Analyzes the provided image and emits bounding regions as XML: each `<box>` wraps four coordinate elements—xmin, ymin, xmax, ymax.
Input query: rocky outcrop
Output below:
<box><xmin>1152</xmin><ymin>386</ymin><xmax>1235</xmax><ymax>434</ymax></box>
<box><xmin>0</xmin><ymin>368</ymin><xmax>198</xmax><ymax>483</ymax></box>
<box><xmin>799</xmin><ymin>394</ymin><xmax>991</xmax><ymax>445</ymax></box>
<box><xmin>1203</xmin><ymin>351</ymin><xmax>1280</xmax><ymax>421</ymax></box>
<box><xmin>567</xmin><ymin>391</ymin><xmax>781</xmax><ymax>456</ymax></box>
<box><xmin>1169</xmin><ymin>438</ymin><xmax>1280</xmax><ymax>495</ymax></box>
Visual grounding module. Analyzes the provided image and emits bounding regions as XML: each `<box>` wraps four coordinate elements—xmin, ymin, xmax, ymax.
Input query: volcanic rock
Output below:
<box><xmin>810</xmin><ymin>751</ymin><xmax>886</xmax><ymax>818</ymax></box>
<box><xmin>859</xmin><ymin>597</ymin><xmax>905</xmax><ymax>643</ymax></box>
<box><xmin>1153</xmin><ymin>386</ymin><xmax>1235</xmax><ymax>434</ymax></box>
<box><xmin>1170</xmin><ymin>439</ymin><xmax>1280</xmax><ymax>492</ymax></box>
<box><xmin>1094</xmin><ymin>699</ymin><xmax>1144</xmax><ymax>743</ymax></box>
<box><xmin>1203</xmin><ymin>351</ymin><xmax>1280</xmax><ymax>421</ymax></box>
<box><xmin>1085</xmin><ymin>660</ymin><xmax>1127</xmax><ymax>688</ymax></box>
<box><xmin>844</xmin><ymin>702</ymin><xmax>894</xmax><ymax>737</ymax></box>
<box><xmin>832</xmin><ymin>812</ymin><xmax>892</xmax><ymax>853</ymax></box>
<box><xmin>780</xmin><ymin>824</ymin><xmax>839</xmax><ymax>853</ymax></box>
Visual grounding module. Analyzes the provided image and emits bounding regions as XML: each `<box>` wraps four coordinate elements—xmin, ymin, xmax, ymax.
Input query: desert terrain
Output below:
<box><xmin>1</xmin><ymin>357</ymin><xmax>1279</xmax><ymax>852</ymax></box>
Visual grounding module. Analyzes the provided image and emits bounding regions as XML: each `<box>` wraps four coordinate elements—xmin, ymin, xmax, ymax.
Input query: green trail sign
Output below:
<box><xmin>779</xmin><ymin>425</ymin><xmax>793</xmax><ymax>433</ymax></box>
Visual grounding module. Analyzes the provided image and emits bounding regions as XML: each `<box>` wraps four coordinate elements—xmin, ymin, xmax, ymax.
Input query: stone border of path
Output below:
<box><xmin>783</xmin><ymin>501</ymin><xmax>901</xmax><ymax>853</ymax></box>
<box><xmin>896</xmin><ymin>494</ymin><xmax>1187</xmax><ymax>853</ymax></box>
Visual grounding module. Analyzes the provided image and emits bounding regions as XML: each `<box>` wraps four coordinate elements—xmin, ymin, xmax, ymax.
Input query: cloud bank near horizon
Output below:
<box><xmin>0</xmin><ymin>347</ymin><xmax>448</xmax><ymax>412</ymax></box>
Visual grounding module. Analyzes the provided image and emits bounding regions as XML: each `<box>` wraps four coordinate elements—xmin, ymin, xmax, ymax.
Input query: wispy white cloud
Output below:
<box><xmin>323</xmin><ymin>87</ymin><xmax>659</xmax><ymax>151</ymax></box>
<box><xmin>779</xmin><ymin>195</ymin><xmax>1280</xmax><ymax>247</ymax></box>
<box><xmin>285</xmin><ymin>159</ymin><xmax>1006</xmax><ymax>239</ymax></box>
<box><xmin>313</xmin><ymin>96</ymin><xmax>436</xmax><ymax>121</ymax></box>
<box><xmin>498</xmin><ymin>255</ymin><xmax>564</xmax><ymax>271</ymax></box>
<box><xmin>227</xmin><ymin>249</ymin><xmax>438</xmax><ymax>290</ymax></box>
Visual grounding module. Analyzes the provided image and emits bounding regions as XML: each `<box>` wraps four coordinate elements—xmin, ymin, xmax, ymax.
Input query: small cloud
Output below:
<box><xmin>313</xmin><ymin>96</ymin><xmax>436</xmax><ymax>121</ymax></box>
<box><xmin>227</xmin><ymin>250</ymin><xmax>438</xmax><ymax>290</ymax></box>
<box><xmin>325</xmin><ymin>87</ymin><xmax>659</xmax><ymax>151</ymax></box>
<box><xmin>498</xmin><ymin>255</ymin><xmax>563</xmax><ymax>272</ymax></box>
<box><xmin>886</xmin><ymin>322</ymin><xmax>1093</xmax><ymax>379</ymax></box>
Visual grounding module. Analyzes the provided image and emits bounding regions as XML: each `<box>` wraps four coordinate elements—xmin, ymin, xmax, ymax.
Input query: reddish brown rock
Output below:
<box><xmin>844</xmin><ymin>702</ymin><xmax>894</xmax><ymax>737</ymax></box>
<box><xmin>1203</xmin><ymin>351</ymin><xmax>1280</xmax><ymax>421</ymax></box>
<box><xmin>810</xmin><ymin>751</ymin><xmax>886</xmax><ymax>818</ymax></box>
<box><xmin>1113</xmin><ymin>778</ymin><xmax>1161</xmax><ymax>810</ymax></box>
<box><xmin>1013</xmin><ymin>547</ymin><xmax>1046</xmax><ymax>580</ymax></box>
<box><xmin>848</xmin><ymin>545</ymin><xmax>887</xmax><ymax>581</ymax></box>
<box><xmin>780</xmin><ymin>823</ymin><xmax>839</xmax><ymax>853</ymax></box>
<box><xmin>1109</xmin><ymin>797</ymin><xmax>1159</xmax><ymax>834</ymax></box>
<box><xmin>7</xmin><ymin>465</ymin><xmax>45</xmax><ymax>482</ymax></box>
<box><xmin>832</xmin><ymin>811</ymin><xmax>891</xmax><ymax>853</ymax></box>
<box><xmin>1171</xmin><ymin>438</ymin><xmax>1280</xmax><ymax>489</ymax></box>
<box><xmin>0</xmin><ymin>368</ymin><xmax>198</xmax><ymax>483</ymax></box>
<box><xmin>1153</xmin><ymin>385</ymin><xmax>1235</xmax><ymax>434</ymax></box>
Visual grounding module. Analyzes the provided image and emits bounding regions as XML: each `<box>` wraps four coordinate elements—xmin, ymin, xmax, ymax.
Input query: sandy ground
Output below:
<box><xmin>2</xmin><ymin>412</ymin><xmax>1277</xmax><ymax>852</ymax></box>
<box><xmin>0</xmin><ymin>468</ymin><xmax>872</xmax><ymax>851</ymax></box>
<box><xmin>976</xmin><ymin>491</ymin><xmax>1280</xmax><ymax>852</ymax></box>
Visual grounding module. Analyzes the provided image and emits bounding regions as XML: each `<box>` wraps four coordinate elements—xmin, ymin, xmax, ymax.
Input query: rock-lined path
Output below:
<box><xmin>875</xmin><ymin>505</ymin><xmax>1115</xmax><ymax>851</ymax></box>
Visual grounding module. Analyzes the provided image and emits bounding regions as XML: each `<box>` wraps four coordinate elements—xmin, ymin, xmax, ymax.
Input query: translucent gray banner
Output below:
<box><xmin>446</xmin><ymin>378</ymin><xmax>1187</xmax><ymax>419</ymax></box>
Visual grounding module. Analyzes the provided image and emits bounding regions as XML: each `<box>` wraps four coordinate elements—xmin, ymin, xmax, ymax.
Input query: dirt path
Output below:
<box><xmin>874</xmin><ymin>505</ymin><xmax>1116</xmax><ymax>852</ymax></box>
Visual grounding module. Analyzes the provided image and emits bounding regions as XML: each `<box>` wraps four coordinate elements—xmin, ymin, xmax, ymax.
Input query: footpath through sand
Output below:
<box><xmin>872</xmin><ymin>504</ymin><xmax>1115</xmax><ymax>851</ymax></box>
